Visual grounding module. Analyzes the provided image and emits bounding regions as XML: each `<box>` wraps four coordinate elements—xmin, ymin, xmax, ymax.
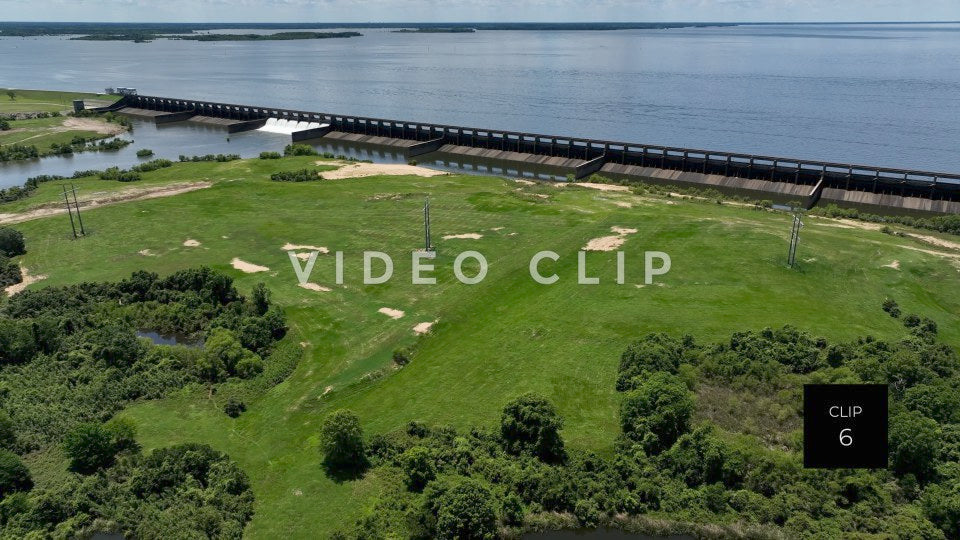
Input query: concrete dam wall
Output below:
<box><xmin>102</xmin><ymin>94</ymin><xmax>960</xmax><ymax>214</ymax></box>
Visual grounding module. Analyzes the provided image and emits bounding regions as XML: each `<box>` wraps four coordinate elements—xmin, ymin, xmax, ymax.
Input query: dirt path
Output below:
<box><xmin>318</xmin><ymin>161</ymin><xmax>446</xmax><ymax>180</ymax></box>
<box><xmin>0</xmin><ymin>182</ymin><xmax>212</xmax><ymax>225</ymax></box>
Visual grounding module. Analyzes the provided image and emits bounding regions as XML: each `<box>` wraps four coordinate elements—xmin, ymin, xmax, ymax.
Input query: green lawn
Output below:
<box><xmin>8</xmin><ymin>159</ymin><xmax>960</xmax><ymax>537</ymax></box>
<box><xmin>0</xmin><ymin>88</ymin><xmax>116</xmax><ymax>114</ymax></box>
<box><xmin>0</xmin><ymin>115</ymin><xmax>106</xmax><ymax>154</ymax></box>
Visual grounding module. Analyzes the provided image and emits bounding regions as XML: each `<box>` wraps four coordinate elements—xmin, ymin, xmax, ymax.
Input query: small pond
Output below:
<box><xmin>136</xmin><ymin>330</ymin><xmax>203</xmax><ymax>348</ymax></box>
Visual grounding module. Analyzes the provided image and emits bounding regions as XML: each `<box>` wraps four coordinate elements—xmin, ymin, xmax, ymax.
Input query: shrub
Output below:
<box><xmin>0</xmin><ymin>256</ymin><xmax>22</xmax><ymax>287</ymax></box>
<box><xmin>283</xmin><ymin>144</ymin><xmax>318</xmax><ymax>156</ymax></box>
<box><xmin>890</xmin><ymin>411</ymin><xmax>941</xmax><ymax>482</ymax></box>
<box><xmin>0</xmin><ymin>450</ymin><xmax>31</xmax><ymax>497</ymax></box>
<box><xmin>224</xmin><ymin>399</ymin><xmax>247</xmax><ymax>418</ymax></box>
<box><xmin>392</xmin><ymin>347</ymin><xmax>411</xmax><ymax>366</ymax></box>
<box><xmin>882</xmin><ymin>298</ymin><xmax>901</xmax><ymax>318</ymax></box>
<box><xmin>63</xmin><ymin>422</ymin><xmax>120</xmax><ymax>473</ymax></box>
<box><xmin>400</xmin><ymin>446</ymin><xmax>436</xmax><ymax>491</ymax></box>
<box><xmin>320</xmin><ymin>409</ymin><xmax>365</xmax><ymax>471</ymax></box>
<box><xmin>427</xmin><ymin>478</ymin><xmax>498</xmax><ymax>540</ymax></box>
<box><xmin>136</xmin><ymin>148</ymin><xmax>154</xmax><ymax>158</ymax></box>
<box><xmin>0</xmin><ymin>119</ymin><xmax>9</xmax><ymax>131</ymax></box>
<box><xmin>500</xmin><ymin>392</ymin><xmax>565</xmax><ymax>462</ymax></box>
<box><xmin>620</xmin><ymin>372</ymin><xmax>694</xmax><ymax>454</ymax></box>
<box><xmin>270</xmin><ymin>169</ymin><xmax>320</xmax><ymax>182</ymax></box>
<box><xmin>259</xmin><ymin>151</ymin><xmax>282</xmax><ymax>159</ymax></box>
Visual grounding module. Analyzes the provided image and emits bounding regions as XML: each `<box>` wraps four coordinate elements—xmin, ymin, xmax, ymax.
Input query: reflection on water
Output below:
<box><xmin>0</xmin><ymin>117</ymin><xmax>292</xmax><ymax>189</ymax></box>
<box><xmin>137</xmin><ymin>330</ymin><xmax>202</xmax><ymax>348</ymax></box>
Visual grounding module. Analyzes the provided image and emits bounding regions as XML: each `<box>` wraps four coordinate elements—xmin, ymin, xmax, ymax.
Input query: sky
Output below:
<box><xmin>0</xmin><ymin>0</ymin><xmax>958</xmax><ymax>23</ymax></box>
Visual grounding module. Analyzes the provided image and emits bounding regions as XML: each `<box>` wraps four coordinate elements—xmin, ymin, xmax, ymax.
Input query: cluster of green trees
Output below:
<box><xmin>0</xmin><ymin>268</ymin><xmax>285</xmax><ymax>537</ymax></box>
<box><xmin>0</xmin><ymin>268</ymin><xmax>286</xmax><ymax>451</ymax></box>
<box><xmin>98</xmin><ymin>159</ymin><xmax>173</xmax><ymax>182</ymax></box>
<box><xmin>136</xmin><ymin>148</ymin><xmax>154</xmax><ymax>158</ymax></box>
<box><xmin>0</xmin><ymin>120</ymin><xmax>9</xmax><ymax>131</ymax></box>
<box><xmin>324</xmin><ymin>306</ymin><xmax>960</xmax><ymax>539</ymax></box>
<box><xmin>178</xmin><ymin>153</ymin><xmax>241</xmax><ymax>162</ymax></box>
<box><xmin>0</xmin><ymin>227</ymin><xmax>25</xmax><ymax>288</ymax></box>
<box><xmin>259</xmin><ymin>151</ymin><xmax>282</xmax><ymax>159</ymax></box>
<box><xmin>270</xmin><ymin>169</ymin><xmax>321</xmax><ymax>182</ymax></box>
<box><xmin>0</xmin><ymin>437</ymin><xmax>254</xmax><ymax>538</ymax></box>
<box><xmin>1</xmin><ymin>138</ymin><xmax>133</xmax><ymax>163</ymax></box>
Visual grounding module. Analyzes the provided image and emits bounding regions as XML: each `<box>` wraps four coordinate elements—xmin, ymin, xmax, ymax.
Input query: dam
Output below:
<box><xmin>90</xmin><ymin>94</ymin><xmax>960</xmax><ymax>214</ymax></box>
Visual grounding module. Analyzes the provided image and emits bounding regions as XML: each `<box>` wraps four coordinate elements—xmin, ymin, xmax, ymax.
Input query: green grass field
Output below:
<box><xmin>7</xmin><ymin>158</ymin><xmax>960</xmax><ymax>537</ymax></box>
<box><xmin>0</xmin><ymin>115</ymin><xmax>108</xmax><ymax>153</ymax></box>
<box><xmin>0</xmin><ymin>88</ymin><xmax>116</xmax><ymax>114</ymax></box>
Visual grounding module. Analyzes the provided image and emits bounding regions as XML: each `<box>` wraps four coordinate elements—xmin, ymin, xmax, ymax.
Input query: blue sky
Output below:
<box><xmin>0</xmin><ymin>0</ymin><xmax>958</xmax><ymax>23</ymax></box>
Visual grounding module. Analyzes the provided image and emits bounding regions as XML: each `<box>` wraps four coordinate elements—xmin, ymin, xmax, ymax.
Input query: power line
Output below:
<box><xmin>788</xmin><ymin>213</ymin><xmax>803</xmax><ymax>267</ymax></box>
<box><xmin>70</xmin><ymin>183</ymin><xmax>85</xmax><ymax>236</ymax></box>
<box><xmin>62</xmin><ymin>185</ymin><xmax>78</xmax><ymax>239</ymax></box>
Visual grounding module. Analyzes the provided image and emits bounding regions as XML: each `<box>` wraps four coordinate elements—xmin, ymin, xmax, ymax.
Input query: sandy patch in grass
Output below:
<box><xmin>614</xmin><ymin>201</ymin><xmax>633</xmax><ymax>208</ymax></box>
<box><xmin>298</xmin><ymin>282</ymin><xmax>331</xmax><ymax>292</ymax></box>
<box><xmin>883</xmin><ymin>260</ymin><xmax>901</xmax><ymax>270</ymax></box>
<box><xmin>514</xmin><ymin>179</ymin><xmax>536</xmax><ymax>185</ymax></box>
<box><xmin>442</xmin><ymin>233</ymin><xmax>483</xmax><ymax>240</ymax></box>
<box><xmin>5</xmin><ymin>266</ymin><xmax>46</xmax><ymax>296</ymax></box>
<box><xmin>231</xmin><ymin>258</ymin><xmax>269</xmax><ymax>273</ymax></box>
<box><xmin>318</xmin><ymin>162</ymin><xmax>445</xmax><ymax>180</ymax></box>
<box><xmin>490</xmin><ymin>227</ymin><xmax>504</xmax><ymax>231</ymax></box>
<box><xmin>282</xmin><ymin>243</ymin><xmax>329</xmax><ymax>253</ymax></box>
<box><xmin>810</xmin><ymin>216</ymin><xmax>883</xmax><ymax>231</ymax></box>
<box><xmin>906</xmin><ymin>233</ymin><xmax>960</xmax><ymax>251</ymax></box>
<box><xmin>138</xmin><ymin>249</ymin><xmax>156</xmax><ymax>256</ymax></box>
<box><xmin>182</xmin><ymin>239</ymin><xmax>201</xmax><ymax>247</ymax></box>
<box><xmin>378</xmin><ymin>307</ymin><xmax>405</xmax><ymax>319</ymax></box>
<box><xmin>584</xmin><ymin>225</ymin><xmax>639</xmax><ymax>252</ymax></box>
<box><xmin>62</xmin><ymin>117</ymin><xmax>126</xmax><ymax>135</ymax></box>
<box><xmin>292</xmin><ymin>252</ymin><xmax>313</xmax><ymax>261</ymax></box>
<box><xmin>574</xmin><ymin>182</ymin><xmax>630</xmax><ymax>192</ymax></box>
<box><xmin>0</xmin><ymin>182</ymin><xmax>213</xmax><ymax>226</ymax></box>
<box><xmin>413</xmin><ymin>321</ymin><xmax>436</xmax><ymax>335</ymax></box>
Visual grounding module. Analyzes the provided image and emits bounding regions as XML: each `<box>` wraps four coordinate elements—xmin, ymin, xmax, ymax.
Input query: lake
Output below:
<box><xmin>1</xmin><ymin>23</ymin><xmax>959</xmax><ymax>184</ymax></box>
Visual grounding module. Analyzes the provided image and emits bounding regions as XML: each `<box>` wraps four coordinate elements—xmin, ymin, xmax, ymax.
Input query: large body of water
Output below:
<box><xmin>1</xmin><ymin>23</ymin><xmax>959</xmax><ymax>186</ymax></box>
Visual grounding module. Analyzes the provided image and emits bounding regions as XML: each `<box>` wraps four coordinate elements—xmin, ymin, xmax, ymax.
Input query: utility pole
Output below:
<box><xmin>70</xmin><ymin>184</ymin><xmax>85</xmax><ymax>236</ymax></box>
<box><xmin>62</xmin><ymin>185</ymin><xmax>78</xmax><ymax>239</ymax></box>
<box><xmin>788</xmin><ymin>213</ymin><xmax>803</xmax><ymax>267</ymax></box>
<box><xmin>423</xmin><ymin>197</ymin><xmax>433</xmax><ymax>252</ymax></box>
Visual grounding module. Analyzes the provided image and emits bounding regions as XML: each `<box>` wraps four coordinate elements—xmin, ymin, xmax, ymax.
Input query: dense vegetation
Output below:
<box><xmin>0</xmin><ymin>268</ymin><xmax>290</xmax><ymax>537</ymax></box>
<box><xmin>176</xmin><ymin>31</ymin><xmax>363</xmax><ymax>42</ymax></box>
<box><xmin>326</xmin><ymin>305</ymin><xmax>960</xmax><ymax>539</ymax></box>
<box><xmin>0</xmin><ymin>267</ymin><xmax>286</xmax><ymax>451</ymax></box>
<box><xmin>811</xmin><ymin>204</ymin><xmax>960</xmax><ymax>237</ymax></box>
<box><xmin>178</xmin><ymin>153</ymin><xmax>241</xmax><ymax>162</ymax></box>
<box><xmin>270</xmin><ymin>169</ymin><xmax>320</xmax><ymax>182</ymax></box>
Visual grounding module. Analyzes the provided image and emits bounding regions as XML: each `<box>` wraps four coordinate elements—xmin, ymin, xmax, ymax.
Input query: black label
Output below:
<box><xmin>803</xmin><ymin>384</ymin><xmax>888</xmax><ymax>469</ymax></box>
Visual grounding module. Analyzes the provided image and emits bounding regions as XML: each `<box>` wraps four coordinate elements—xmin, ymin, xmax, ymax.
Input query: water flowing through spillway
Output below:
<box><xmin>258</xmin><ymin>118</ymin><xmax>324</xmax><ymax>134</ymax></box>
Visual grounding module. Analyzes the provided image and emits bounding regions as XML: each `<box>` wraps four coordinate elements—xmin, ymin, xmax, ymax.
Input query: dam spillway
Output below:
<box><xmin>99</xmin><ymin>94</ymin><xmax>960</xmax><ymax>214</ymax></box>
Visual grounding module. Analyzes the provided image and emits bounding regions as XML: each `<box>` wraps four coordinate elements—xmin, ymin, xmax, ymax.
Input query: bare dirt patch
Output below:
<box><xmin>62</xmin><ymin>117</ymin><xmax>126</xmax><ymax>135</ymax></box>
<box><xmin>574</xmin><ymin>182</ymin><xmax>630</xmax><ymax>192</ymax></box>
<box><xmin>906</xmin><ymin>233</ymin><xmax>960</xmax><ymax>251</ymax></box>
<box><xmin>442</xmin><ymin>233</ymin><xmax>483</xmax><ymax>240</ymax></box>
<box><xmin>298</xmin><ymin>282</ymin><xmax>331</xmax><ymax>292</ymax></box>
<box><xmin>138</xmin><ymin>249</ymin><xmax>157</xmax><ymax>257</ymax></box>
<box><xmin>413</xmin><ymin>321</ymin><xmax>436</xmax><ymax>335</ymax></box>
<box><xmin>182</xmin><ymin>239</ymin><xmax>201</xmax><ymax>247</ymax></box>
<box><xmin>378</xmin><ymin>307</ymin><xmax>405</xmax><ymax>319</ymax></box>
<box><xmin>282</xmin><ymin>243</ymin><xmax>329</xmax><ymax>254</ymax></box>
<box><xmin>883</xmin><ymin>260</ymin><xmax>901</xmax><ymax>270</ymax></box>
<box><xmin>231</xmin><ymin>258</ymin><xmax>270</xmax><ymax>273</ymax></box>
<box><xmin>5</xmin><ymin>266</ymin><xmax>46</xmax><ymax>296</ymax></box>
<box><xmin>811</xmin><ymin>216</ymin><xmax>884</xmax><ymax>231</ymax></box>
<box><xmin>0</xmin><ymin>182</ymin><xmax>212</xmax><ymax>226</ymax></box>
<box><xmin>318</xmin><ymin>162</ymin><xmax>446</xmax><ymax>180</ymax></box>
<box><xmin>584</xmin><ymin>225</ymin><xmax>639</xmax><ymax>252</ymax></box>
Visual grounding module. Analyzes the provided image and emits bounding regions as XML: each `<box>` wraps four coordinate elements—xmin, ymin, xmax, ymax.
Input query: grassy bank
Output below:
<box><xmin>0</xmin><ymin>88</ymin><xmax>117</xmax><ymax>114</ymax></box>
<box><xmin>4</xmin><ymin>157</ymin><xmax>960</xmax><ymax>537</ymax></box>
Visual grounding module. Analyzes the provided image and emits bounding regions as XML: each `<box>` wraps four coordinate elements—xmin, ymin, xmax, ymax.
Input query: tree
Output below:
<box><xmin>890</xmin><ymin>411</ymin><xmax>941</xmax><ymax>482</ymax></box>
<box><xmin>0</xmin><ymin>228</ymin><xmax>25</xmax><ymax>257</ymax></box>
<box><xmin>922</xmin><ymin>483</ymin><xmax>960</xmax><ymax>538</ymax></box>
<box><xmin>400</xmin><ymin>446</ymin><xmax>436</xmax><ymax>492</ymax></box>
<box><xmin>320</xmin><ymin>409</ymin><xmax>365</xmax><ymax>471</ymax></box>
<box><xmin>0</xmin><ymin>411</ymin><xmax>15</xmax><ymax>450</ymax></box>
<box><xmin>63</xmin><ymin>422</ymin><xmax>120</xmax><ymax>473</ymax></box>
<box><xmin>620</xmin><ymin>372</ymin><xmax>694</xmax><ymax>454</ymax></box>
<box><xmin>0</xmin><ymin>449</ymin><xmax>31</xmax><ymax>497</ymax></box>
<box><xmin>428</xmin><ymin>478</ymin><xmax>498</xmax><ymax>540</ymax></box>
<box><xmin>5</xmin><ymin>91</ymin><xmax>15</xmax><ymax>101</ymax></box>
<box><xmin>251</xmin><ymin>282</ymin><xmax>270</xmax><ymax>315</ymax></box>
<box><xmin>500</xmin><ymin>392</ymin><xmax>565</xmax><ymax>462</ymax></box>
